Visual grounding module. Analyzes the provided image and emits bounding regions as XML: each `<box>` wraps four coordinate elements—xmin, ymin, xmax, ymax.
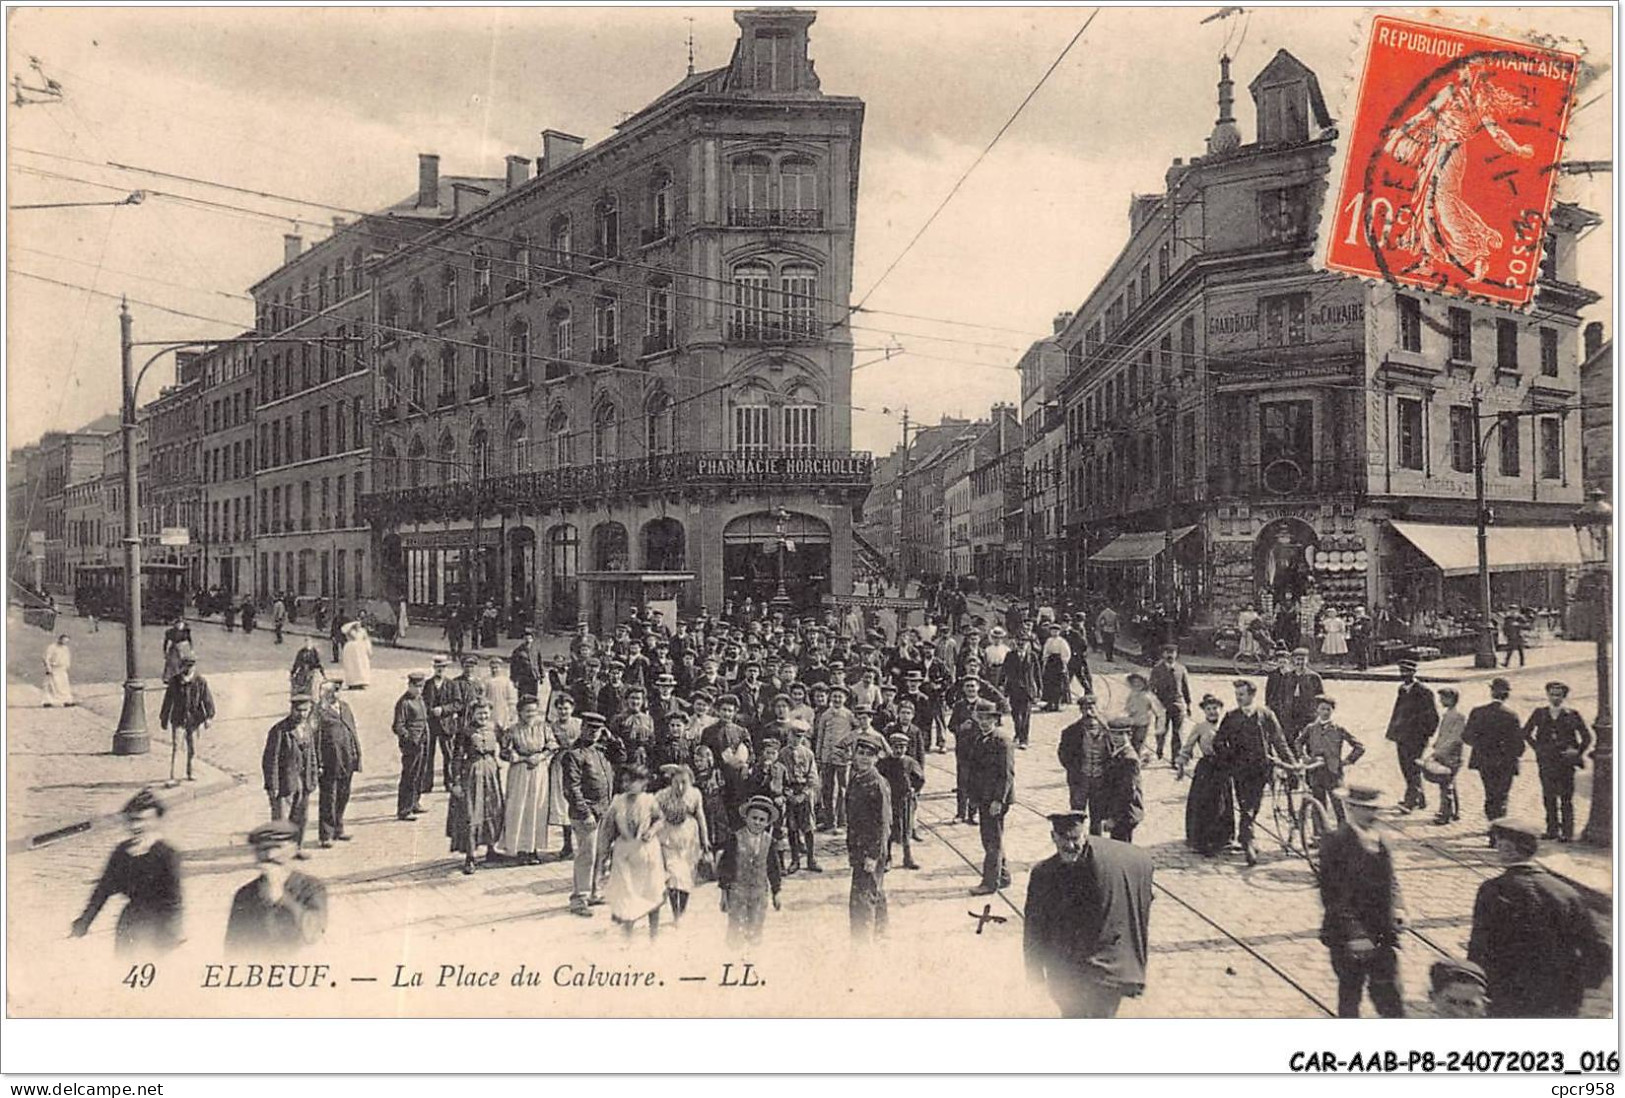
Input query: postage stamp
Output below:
<box><xmin>1322</xmin><ymin>14</ymin><xmax>1581</xmax><ymax>307</ymax></box>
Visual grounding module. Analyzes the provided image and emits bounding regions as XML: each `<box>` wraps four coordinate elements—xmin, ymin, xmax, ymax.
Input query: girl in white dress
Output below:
<box><xmin>340</xmin><ymin>622</ymin><xmax>373</xmax><ymax>688</ymax></box>
<box><xmin>597</xmin><ymin>764</ymin><xmax>667</xmax><ymax>939</ymax></box>
<box><xmin>655</xmin><ymin>764</ymin><xmax>710</xmax><ymax>925</ymax></box>
<box><xmin>42</xmin><ymin>635</ymin><xmax>74</xmax><ymax>707</ymax></box>
<box><xmin>1320</xmin><ymin>610</ymin><xmax>1349</xmax><ymax>659</ymax></box>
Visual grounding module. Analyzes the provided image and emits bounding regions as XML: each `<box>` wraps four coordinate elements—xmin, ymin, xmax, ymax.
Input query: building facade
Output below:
<box><xmin>198</xmin><ymin>337</ymin><xmax>259</xmax><ymax>596</ymax></box>
<box><xmin>9</xmin><ymin>444</ymin><xmax>43</xmax><ymax>591</ymax></box>
<box><xmin>363</xmin><ymin>8</ymin><xmax>869</xmax><ymax>633</ymax></box>
<box><xmin>142</xmin><ymin>358</ymin><xmax>204</xmax><ymax>587</ymax></box>
<box><xmin>1055</xmin><ymin>51</ymin><xmax>1597</xmax><ymax>645</ymax></box>
<box><xmin>1019</xmin><ymin>330</ymin><xmax>1068</xmax><ymax>598</ymax></box>
<box><xmin>37</xmin><ymin>418</ymin><xmax>116</xmax><ymax>594</ymax></box>
<box><xmin>1580</xmin><ymin>321</ymin><xmax>1611</xmax><ymax>500</ymax></box>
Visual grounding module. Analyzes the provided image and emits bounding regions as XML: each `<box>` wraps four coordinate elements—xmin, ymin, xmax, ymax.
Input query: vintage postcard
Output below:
<box><xmin>3</xmin><ymin>3</ymin><xmax>1617</xmax><ymax>1069</ymax></box>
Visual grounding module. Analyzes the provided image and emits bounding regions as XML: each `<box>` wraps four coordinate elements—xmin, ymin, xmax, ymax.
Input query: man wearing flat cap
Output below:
<box><xmin>1385</xmin><ymin>658</ymin><xmax>1438</xmax><ymax>814</ymax></box>
<box><xmin>314</xmin><ymin>677</ymin><xmax>362</xmax><ymax>847</ymax></box>
<box><xmin>224</xmin><ymin>820</ymin><xmax>328</xmax><ymax>956</ymax></box>
<box><xmin>1428</xmin><ymin>958</ymin><xmax>1489</xmax><ymax>1017</ymax></box>
<box><xmin>392</xmin><ymin>672</ymin><xmax>431</xmax><ymax>820</ymax></box>
<box><xmin>967</xmin><ymin>699</ymin><xmax>1016</xmax><ymax>896</ymax></box>
<box><xmin>1023</xmin><ymin>812</ymin><xmax>1154</xmax><ymax>1018</ymax></box>
<box><xmin>1469</xmin><ymin>818</ymin><xmax>1609</xmax><ymax>1016</ymax></box>
<box><xmin>421</xmin><ymin>656</ymin><xmax>461</xmax><ymax>795</ymax></box>
<box><xmin>159</xmin><ymin>653</ymin><xmax>214</xmax><ymax>785</ymax></box>
<box><xmin>1523</xmin><ymin>681</ymin><xmax>1593</xmax><ymax>842</ymax></box>
<box><xmin>262</xmin><ymin>693</ymin><xmax>318</xmax><ymax>856</ymax></box>
<box><xmin>846</xmin><ymin>730</ymin><xmax>892</xmax><ymax>939</ymax></box>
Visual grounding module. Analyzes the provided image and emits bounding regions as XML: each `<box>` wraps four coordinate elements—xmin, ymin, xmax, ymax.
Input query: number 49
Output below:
<box><xmin>122</xmin><ymin>963</ymin><xmax>156</xmax><ymax>989</ymax></box>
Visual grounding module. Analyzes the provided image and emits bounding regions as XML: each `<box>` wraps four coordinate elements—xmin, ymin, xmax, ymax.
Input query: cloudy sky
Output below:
<box><xmin>6</xmin><ymin>5</ymin><xmax>1613</xmax><ymax>455</ymax></box>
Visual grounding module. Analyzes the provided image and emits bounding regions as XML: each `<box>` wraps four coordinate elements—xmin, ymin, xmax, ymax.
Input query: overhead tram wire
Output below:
<box><xmin>11</xmin><ymin>148</ymin><xmax>1046</xmax><ymax>341</ymax></box>
<box><xmin>846</xmin><ymin>9</ymin><xmax>1102</xmax><ymax>317</ymax></box>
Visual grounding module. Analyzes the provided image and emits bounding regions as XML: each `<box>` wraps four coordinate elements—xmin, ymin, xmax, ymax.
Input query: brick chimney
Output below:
<box><xmin>417</xmin><ymin>153</ymin><xmax>440</xmax><ymax>209</ymax></box>
<box><xmin>1585</xmin><ymin>321</ymin><xmax>1605</xmax><ymax>359</ymax></box>
<box><xmin>505</xmin><ymin>155</ymin><xmax>530</xmax><ymax>190</ymax></box>
<box><xmin>540</xmin><ymin>130</ymin><xmax>584</xmax><ymax>174</ymax></box>
<box><xmin>331</xmin><ymin>216</ymin><xmax>346</xmax><ymax>231</ymax></box>
<box><xmin>283</xmin><ymin>233</ymin><xmax>303</xmax><ymax>265</ymax></box>
<box><xmin>1053</xmin><ymin>311</ymin><xmax>1074</xmax><ymax>335</ymax></box>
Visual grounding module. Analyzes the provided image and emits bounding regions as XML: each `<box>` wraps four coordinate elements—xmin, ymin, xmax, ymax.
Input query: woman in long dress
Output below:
<box><xmin>448</xmin><ymin>699</ymin><xmax>506</xmax><ymax>875</ymax></box>
<box><xmin>655</xmin><ymin>763</ymin><xmax>710</xmax><ymax>925</ymax></box>
<box><xmin>597</xmin><ymin>764</ymin><xmax>667</xmax><ymax>939</ymax></box>
<box><xmin>1319</xmin><ymin>610</ymin><xmax>1349</xmax><ymax>661</ymax></box>
<box><xmin>544</xmin><ymin>693</ymin><xmax>581</xmax><ymax>860</ymax></box>
<box><xmin>340</xmin><ymin>622</ymin><xmax>372</xmax><ymax>689</ymax></box>
<box><xmin>496</xmin><ymin>697</ymin><xmax>552</xmax><ymax>864</ymax></box>
<box><xmin>42</xmin><ymin>634</ymin><xmax>74</xmax><ymax>707</ymax></box>
<box><xmin>1039</xmin><ymin>624</ymin><xmax>1073</xmax><ymax>711</ymax></box>
<box><xmin>1175</xmin><ymin>695</ymin><xmax>1234</xmax><ymax>856</ymax></box>
<box><xmin>70</xmin><ymin>790</ymin><xmax>183</xmax><ymax>954</ymax></box>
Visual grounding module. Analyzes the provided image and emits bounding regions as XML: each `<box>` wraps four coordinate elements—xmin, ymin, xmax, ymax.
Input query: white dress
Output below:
<box><xmin>1238</xmin><ymin>610</ymin><xmax>1261</xmax><ymax>656</ymax></box>
<box><xmin>599</xmin><ymin>792</ymin><xmax>666</xmax><ymax>923</ymax></box>
<box><xmin>656</xmin><ymin>784</ymin><xmax>705</xmax><ymax>893</ymax></box>
<box><xmin>42</xmin><ymin>642</ymin><xmax>73</xmax><ymax>706</ymax></box>
<box><xmin>1320</xmin><ymin>613</ymin><xmax>1349</xmax><ymax>657</ymax></box>
<box><xmin>486</xmin><ymin>672</ymin><xmax>520</xmax><ymax>732</ymax></box>
<box><xmin>340</xmin><ymin>624</ymin><xmax>373</xmax><ymax>688</ymax></box>
<box><xmin>497</xmin><ymin>717</ymin><xmax>552</xmax><ymax>856</ymax></box>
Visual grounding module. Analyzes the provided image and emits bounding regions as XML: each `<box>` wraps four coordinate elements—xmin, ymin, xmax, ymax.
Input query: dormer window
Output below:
<box><xmin>754</xmin><ymin>30</ymin><xmax>791</xmax><ymax>91</ymax></box>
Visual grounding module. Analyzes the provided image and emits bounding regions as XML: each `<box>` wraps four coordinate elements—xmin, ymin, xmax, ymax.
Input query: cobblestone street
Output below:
<box><xmin>7</xmin><ymin>620</ymin><xmax>1611</xmax><ymax>1018</ymax></box>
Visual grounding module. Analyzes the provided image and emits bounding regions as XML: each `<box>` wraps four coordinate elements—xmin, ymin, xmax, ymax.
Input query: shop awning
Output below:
<box><xmin>1089</xmin><ymin>526</ymin><xmax>1198</xmax><ymax>564</ymax></box>
<box><xmin>1388</xmin><ymin>521</ymin><xmax>1584</xmax><ymax>577</ymax></box>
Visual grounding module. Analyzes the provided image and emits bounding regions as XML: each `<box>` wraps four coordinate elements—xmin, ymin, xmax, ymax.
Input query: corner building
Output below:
<box><xmin>1057</xmin><ymin>52</ymin><xmax>1597</xmax><ymax>645</ymax></box>
<box><xmin>364</xmin><ymin>8</ymin><xmax>869</xmax><ymax>633</ymax></box>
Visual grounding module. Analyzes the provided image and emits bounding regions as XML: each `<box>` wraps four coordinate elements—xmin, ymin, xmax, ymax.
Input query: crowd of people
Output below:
<box><xmin>58</xmin><ymin>588</ymin><xmax>1610</xmax><ymax>1019</ymax></box>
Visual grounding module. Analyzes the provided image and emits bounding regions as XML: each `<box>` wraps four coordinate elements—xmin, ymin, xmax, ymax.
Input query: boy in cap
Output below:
<box><xmin>159</xmin><ymin>653</ymin><xmax>215</xmax><ymax>784</ymax></box>
<box><xmin>846</xmin><ymin>730</ymin><xmax>893</xmax><ymax>939</ymax></box>
<box><xmin>746</xmin><ymin>733</ymin><xmax>790</xmax><ymax>870</ymax></box>
<box><xmin>224</xmin><ymin>820</ymin><xmax>328</xmax><ymax>956</ymax></box>
<box><xmin>1428</xmin><ymin>958</ymin><xmax>1489</xmax><ymax>1018</ymax></box>
<box><xmin>1295</xmin><ymin>696</ymin><xmax>1365</xmax><ymax>822</ymax></box>
<box><xmin>717</xmin><ymin>794</ymin><xmax>783</xmax><ymax>945</ymax></box>
<box><xmin>814</xmin><ymin>683</ymin><xmax>856</xmax><ymax>831</ymax></box>
<box><xmin>782</xmin><ymin>720</ymin><xmax>822</xmax><ymax>874</ymax></box>
<box><xmin>1523</xmin><ymin>682</ymin><xmax>1593</xmax><ymax>842</ymax></box>
<box><xmin>878</xmin><ymin>731</ymin><xmax>925</xmax><ymax>870</ymax></box>
<box><xmin>1098</xmin><ymin>719</ymin><xmax>1144</xmax><ymax>843</ymax></box>
<box><xmin>1316</xmin><ymin>784</ymin><xmax>1407</xmax><ymax>1017</ymax></box>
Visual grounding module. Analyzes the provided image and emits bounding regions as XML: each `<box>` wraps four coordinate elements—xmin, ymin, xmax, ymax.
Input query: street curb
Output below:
<box><xmin>7</xmin><ymin>771</ymin><xmax>246</xmax><ymax>856</ymax></box>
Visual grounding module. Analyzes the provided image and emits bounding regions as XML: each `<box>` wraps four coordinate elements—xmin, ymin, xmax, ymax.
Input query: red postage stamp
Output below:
<box><xmin>1323</xmin><ymin>15</ymin><xmax>1580</xmax><ymax>307</ymax></box>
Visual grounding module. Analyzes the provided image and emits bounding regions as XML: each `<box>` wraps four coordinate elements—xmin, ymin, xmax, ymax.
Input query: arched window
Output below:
<box><xmin>299</xmin><ymin>277</ymin><xmax>311</xmax><ymax>317</ymax></box>
<box><xmin>380</xmin><ymin>441</ymin><xmax>399</xmax><ymax>490</ymax></box>
<box><xmin>592</xmin><ymin>401</ymin><xmax>619</xmax><ymax>463</ymax></box>
<box><xmin>549</xmin><ymin>214</ymin><xmax>572</xmax><ymax>266</ymax></box>
<box><xmin>644</xmin><ymin>278</ymin><xmax>673</xmax><ymax>353</ymax></box>
<box><xmin>782</xmin><ymin>384</ymin><xmax>819</xmax><ymax>453</ymax></box>
<box><xmin>437</xmin><ymin>432</ymin><xmax>457</xmax><ymax>485</ymax></box>
<box><xmin>547</xmin><ymin>307</ymin><xmax>572</xmax><ymax>381</ymax></box>
<box><xmin>381</xmin><ymin>362</ymin><xmax>400</xmax><ymax>416</ymax></box>
<box><xmin>594</xmin><ymin>195</ymin><xmax>619</xmax><ymax>259</ymax></box>
<box><xmin>781</xmin><ymin>262</ymin><xmax>818</xmax><ymax>337</ymax></box>
<box><xmin>507</xmin><ymin>415</ymin><xmax>530</xmax><ymax>474</ymax></box>
<box><xmin>508</xmin><ymin>320</ymin><xmax>531</xmax><ymax>387</ymax></box>
<box><xmin>781</xmin><ymin>158</ymin><xmax>818</xmax><ymax>217</ymax></box>
<box><xmin>650</xmin><ymin>171</ymin><xmax>673</xmax><ymax>238</ymax></box>
<box><xmin>471</xmin><ymin>331</ymin><xmax>491</xmax><ymax>396</ymax></box>
<box><xmin>441</xmin><ymin>265</ymin><xmax>458</xmax><ymax>321</ymax></box>
<box><xmin>732</xmin><ymin>384</ymin><xmax>772</xmax><ymax>454</ymax></box>
<box><xmin>407</xmin><ymin>436</ymin><xmax>426</xmax><ymax>488</ymax></box>
<box><xmin>593</xmin><ymin>296</ymin><xmax>619</xmax><ymax>361</ymax></box>
<box><xmin>731</xmin><ymin>261</ymin><xmax>773</xmax><ymax>340</ymax></box>
<box><xmin>646</xmin><ymin>390</ymin><xmax>675</xmax><ymax>454</ymax></box>
<box><xmin>470</xmin><ymin>424</ymin><xmax>491</xmax><ymax>480</ymax></box>
<box><xmin>331</xmin><ymin>258</ymin><xmax>345</xmax><ymax>303</ymax></box>
<box><xmin>439</xmin><ymin>345</ymin><xmax>457</xmax><ymax>403</ymax></box>
<box><xmin>508</xmin><ymin>233</ymin><xmax>530</xmax><ymax>295</ymax></box>
<box><xmin>409</xmin><ymin>280</ymin><xmax>427</xmax><ymax>331</ymax></box>
<box><xmin>350</xmin><ymin>248</ymin><xmax>363</xmax><ymax>294</ymax></box>
<box><xmin>316</xmin><ymin>267</ymin><xmax>328</xmax><ymax>311</ymax></box>
<box><xmin>408</xmin><ymin>355</ymin><xmax>427</xmax><ymax>412</ymax></box>
<box><xmin>548</xmin><ymin>407</ymin><xmax>574</xmax><ymax>468</ymax></box>
<box><xmin>472</xmin><ymin>247</ymin><xmax>491</xmax><ymax>305</ymax></box>
<box><xmin>732</xmin><ymin>157</ymin><xmax>771</xmax><ymax>218</ymax></box>
<box><xmin>381</xmin><ymin>291</ymin><xmax>399</xmax><ymax>338</ymax></box>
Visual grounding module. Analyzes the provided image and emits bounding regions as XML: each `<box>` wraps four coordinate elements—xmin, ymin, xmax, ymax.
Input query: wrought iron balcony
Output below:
<box><xmin>642</xmin><ymin>330</ymin><xmax>674</xmax><ymax>356</ymax></box>
<box><xmin>640</xmin><ymin>223</ymin><xmax>672</xmax><ymax>246</ymax></box>
<box><xmin>469</xmin><ymin>292</ymin><xmax>490</xmax><ymax>313</ymax></box>
<box><xmin>437</xmin><ymin>390</ymin><xmax>458</xmax><ymax>408</ymax></box>
<box><xmin>362</xmin><ymin>449</ymin><xmax>874</xmax><ymax>524</ymax></box>
<box><xmin>726</xmin><ymin>318</ymin><xmax>822</xmax><ymax>344</ymax></box>
<box><xmin>727</xmin><ymin>208</ymin><xmax>824</xmax><ymax>230</ymax></box>
<box><xmin>590</xmin><ymin>344</ymin><xmax>621</xmax><ymax>366</ymax></box>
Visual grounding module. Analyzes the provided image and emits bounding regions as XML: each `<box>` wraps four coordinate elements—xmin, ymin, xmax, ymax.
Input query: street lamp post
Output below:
<box><xmin>769</xmin><ymin>506</ymin><xmax>794</xmax><ymax>612</ymax></box>
<box><xmin>1470</xmin><ymin>386</ymin><xmax>1499</xmax><ymax>669</ymax></box>
<box><xmin>1576</xmin><ymin>489</ymin><xmax>1612</xmax><ymax>847</ymax></box>
<box><xmin>112</xmin><ymin>301</ymin><xmax>149</xmax><ymax>755</ymax></box>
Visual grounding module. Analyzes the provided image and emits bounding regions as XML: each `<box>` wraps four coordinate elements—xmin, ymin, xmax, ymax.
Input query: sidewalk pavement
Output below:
<box><xmin>5</xmin><ymin>682</ymin><xmax>238</xmax><ymax>854</ymax></box>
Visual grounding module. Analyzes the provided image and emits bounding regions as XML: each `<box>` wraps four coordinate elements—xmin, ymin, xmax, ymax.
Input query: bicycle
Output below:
<box><xmin>1266</xmin><ymin>755</ymin><xmax>1333</xmax><ymax>880</ymax></box>
<box><xmin>1232</xmin><ymin>648</ymin><xmax>1268</xmax><ymax>678</ymax></box>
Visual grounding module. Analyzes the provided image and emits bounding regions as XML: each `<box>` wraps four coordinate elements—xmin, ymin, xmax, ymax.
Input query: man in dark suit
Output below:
<box><xmin>1469</xmin><ymin>818</ymin><xmax>1610</xmax><ymax>1016</ymax></box>
<box><xmin>420</xmin><ymin>656</ymin><xmax>460</xmax><ymax>794</ymax></box>
<box><xmin>509</xmin><ymin>630</ymin><xmax>542</xmax><ymax>703</ymax></box>
<box><xmin>966</xmin><ymin>700</ymin><xmax>1016</xmax><ymax>896</ymax></box>
<box><xmin>1523</xmin><ymin>681</ymin><xmax>1593</xmax><ymax>842</ymax></box>
<box><xmin>1316</xmin><ymin>784</ymin><xmax>1407</xmax><ymax>1017</ymax></box>
<box><xmin>314</xmin><ymin>678</ymin><xmax>362</xmax><ymax>847</ymax></box>
<box><xmin>1000</xmin><ymin>626</ymin><xmax>1042</xmax><ymax>750</ymax></box>
<box><xmin>1385</xmin><ymin>659</ymin><xmax>1438</xmax><ymax>812</ymax></box>
<box><xmin>1461</xmin><ymin>676</ymin><xmax>1525</xmax><ymax>835</ymax></box>
<box><xmin>1213</xmin><ymin>679</ymin><xmax>1294</xmax><ymax>866</ymax></box>
<box><xmin>1024</xmin><ymin>812</ymin><xmax>1154</xmax><ymax>1018</ymax></box>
